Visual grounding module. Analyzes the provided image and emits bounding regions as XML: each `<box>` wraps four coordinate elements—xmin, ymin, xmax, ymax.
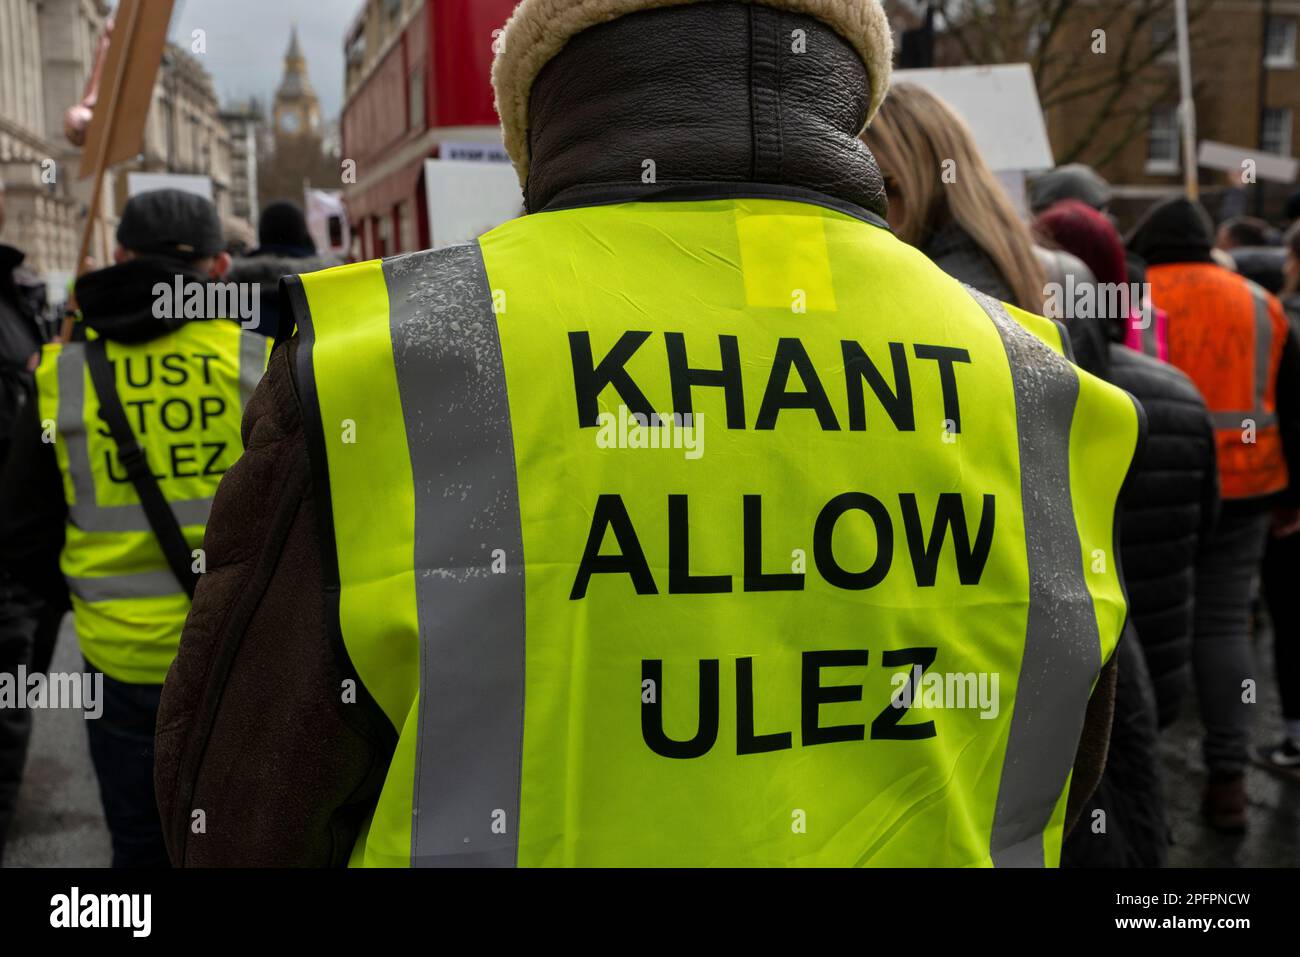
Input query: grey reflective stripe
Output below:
<box><xmin>58</xmin><ymin>342</ymin><xmax>214</xmax><ymax>534</ymax></box>
<box><xmin>66</xmin><ymin>569</ymin><xmax>184</xmax><ymax>603</ymax></box>
<box><xmin>57</xmin><ymin>344</ymin><xmax>98</xmax><ymax>521</ymax></box>
<box><xmin>238</xmin><ymin>329</ymin><xmax>265</xmax><ymax>408</ymax></box>
<box><xmin>384</xmin><ymin>246</ymin><xmax>526</xmax><ymax>868</ymax></box>
<box><xmin>1251</xmin><ymin>286</ymin><xmax>1272</xmax><ymax>422</ymax></box>
<box><xmin>70</xmin><ymin>497</ymin><xmax>214</xmax><ymax>534</ymax></box>
<box><xmin>968</xmin><ymin>290</ymin><xmax>1104</xmax><ymax>868</ymax></box>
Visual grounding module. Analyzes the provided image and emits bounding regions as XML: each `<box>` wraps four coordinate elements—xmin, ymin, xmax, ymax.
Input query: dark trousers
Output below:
<box><xmin>1192</xmin><ymin>502</ymin><xmax>1271</xmax><ymax>774</ymax></box>
<box><xmin>1262</xmin><ymin>530</ymin><xmax>1300</xmax><ymax>724</ymax></box>
<box><xmin>84</xmin><ymin>659</ymin><xmax>169</xmax><ymax>868</ymax></box>
<box><xmin>0</xmin><ymin>584</ymin><xmax>61</xmax><ymax>865</ymax></box>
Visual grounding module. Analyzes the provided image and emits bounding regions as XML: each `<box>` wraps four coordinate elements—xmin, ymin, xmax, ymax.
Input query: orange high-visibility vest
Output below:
<box><xmin>1145</xmin><ymin>263</ymin><xmax>1289</xmax><ymax>500</ymax></box>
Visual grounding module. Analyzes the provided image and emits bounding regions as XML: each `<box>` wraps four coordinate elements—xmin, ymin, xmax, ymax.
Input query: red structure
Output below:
<box><xmin>341</xmin><ymin>0</ymin><xmax>517</xmax><ymax>259</ymax></box>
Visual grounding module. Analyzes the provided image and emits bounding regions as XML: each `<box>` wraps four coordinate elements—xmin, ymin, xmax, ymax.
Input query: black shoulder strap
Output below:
<box><xmin>85</xmin><ymin>338</ymin><xmax>199</xmax><ymax>599</ymax></box>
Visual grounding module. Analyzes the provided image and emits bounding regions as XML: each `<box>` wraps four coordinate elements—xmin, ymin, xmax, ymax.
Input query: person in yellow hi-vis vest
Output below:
<box><xmin>0</xmin><ymin>190</ymin><xmax>267</xmax><ymax>867</ymax></box>
<box><xmin>156</xmin><ymin>0</ymin><xmax>1143</xmax><ymax>868</ymax></box>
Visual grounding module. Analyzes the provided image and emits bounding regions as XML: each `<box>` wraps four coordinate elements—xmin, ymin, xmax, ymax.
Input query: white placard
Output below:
<box><xmin>441</xmin><ymin>141</ymin><xmax>512</xmax><ymax>163</ymax></box>
<box><xmin>304</xmin><ymin>188</ymin><xmax>350</xmax><ymax>256</ymax></box>
<box><xmin>1198</xmin><ymin>140</ymin><xmax>1298</xmax><ymax>184</ymax></box>
<box><xmin>893</xmin><ymin>64</ymin><xmax>1055</xmax><ymax>173</ymax></box>
<box><xmin>126</xmin><ymin>172</ymin><xmax>212</xmax><ymax>199</ymax></box>
<box><xmin>424</xmin><ymin>160</ymin><xmax>524</xmax><ymax>249</ymax></box>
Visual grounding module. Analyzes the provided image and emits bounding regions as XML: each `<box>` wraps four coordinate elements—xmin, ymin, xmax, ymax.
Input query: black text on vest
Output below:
<box><xmin>569</xmin><ymin>492</ymin><xmax>995</xmax><ymax>599</ymax></box>
<box><xmin>569</xmin><ymin>332</ymin><xmax>971</xmax><ymax>432</ymax></box>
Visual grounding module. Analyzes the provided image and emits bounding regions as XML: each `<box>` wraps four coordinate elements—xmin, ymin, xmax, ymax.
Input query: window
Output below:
<box><xmin>347</xmin><ymin>34</ymin><xmax>365</xmax><ymax>66</ymax></box>
<box><xmin>1147</xmin><ymin>106</ymin><xmax>1180</xmax><ymax>172</ymax></box>
<box><xmin>1263</xmin><ymin>107</ymin><xmax>1294</xmax><ymax>157</ymax></box>
<box><xmin>1266</xmin><ymin>17</ymin><xmax>1297</xmax><ymax>69</ymax></box>
<box><xmin>1151</xmin><ymin>16</ymin><xmax>1178</xmax><ymax>65</ymax></box>
<box><xmin>400</xmin><ymin>200</ymin><xmax>417</xmax><ymax>253</ymax></box>
<box><xmin>408</xmin><ymin>66</ymin><xmax>424</xmax><ymax>132</ymax></box>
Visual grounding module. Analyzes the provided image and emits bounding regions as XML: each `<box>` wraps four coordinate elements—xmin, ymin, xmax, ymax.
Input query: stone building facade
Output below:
<box><xmin>0</xmin><ymin>4</ymin><xmax>259</xmax><ymax>280</ymax></box>
<box><xmin>0</xmin><ymin>0</ymin><xmax>110</xmax><ymax>279</ymax></box>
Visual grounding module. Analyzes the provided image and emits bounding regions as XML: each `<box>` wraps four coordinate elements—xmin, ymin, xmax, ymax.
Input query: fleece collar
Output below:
<box><xmin>492</xmin><ymin>0</ymin><xmax>893</xmax><ymax>186</ymax></box>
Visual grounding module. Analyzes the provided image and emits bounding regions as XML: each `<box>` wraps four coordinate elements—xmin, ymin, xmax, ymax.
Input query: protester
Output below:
<box><xmin>154</xmin><ymin>0</ymin><xmax>1141</xmax><ymax>868</ymax></box>
<box><xmin>0</xmin><ymin>176</ymin><xmax>63</xmax><ymax>865</ymax></box>
<box><xmin>1128</xmin><ymin>196</ymin><xmax>1300</xmax><ymax>831</ymax></box>
<box><xmin>1029</xmin><ymin>164</ymin><xmax>1113</xmax><ymax>216</ymax></box>
<box><xmin>863</xmin><ymin>84</ymin><xmax>1097</xmax><ymax>322</ymax></box>
<box><xmin>1037</xmin><ymin>199</ymin><xmax>1219</xmax><ymax>867</ymax></box>
<box><xmin>860</xmin><ymin>83</ymin><xmax>1049</xmax><ymax>311</ymax></box>
<box><xmin>1038</xmin><ymin>199</ymin><xmax>1218</xmax><ymax>729</ymax></box>
<box><xmin>1217</xmin><ymin>219</ymin><xmax>1285</xmax><ymax>296</ymax></box>
<box><xmin>0</xmin><ymin>189</ymin><xmax>267</xmax><ymax>866</ymax></box>
<box><xmin>227</xmin><ymin>201</ymin><xmax>342</xmax><ymax>339</ymax></box>
<box><xmin>1216</xmin><ymin>216</ymin><xmax>1279</xmax><ymax>252</ymax></box>
<box><xmin>1258</xmin><ymin>219</ymin><xmax>1300</xmax><ymax>774</ymax></box>
<box><xmin>1285</xmin><ymin>192</ymin><xmax>1300</xmax><ymax>229</ymax></box>
<box><xmin>0</xmin><ymin>179</ymin><xmax>47</xmax><ymax>463</ymax></box>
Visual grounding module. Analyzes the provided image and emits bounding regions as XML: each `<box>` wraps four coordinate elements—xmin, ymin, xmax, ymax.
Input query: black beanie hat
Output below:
<box><xmin>257</xmin><ymin>201</ymin><xmax>316</xmax><ymax>253</ymax></box>
<box><xmin>117</xmin><ymin>189</ymin><xmax>224</xmax><ymax>261</ymax></box>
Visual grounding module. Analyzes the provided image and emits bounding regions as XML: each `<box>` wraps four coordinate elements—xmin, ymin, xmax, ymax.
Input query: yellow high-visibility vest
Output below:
<box><xmin>288</xmin><ymin>197</ymin><xmax>1140</xmax><ymax>867</ymax></box>
<box><xmin>36</xmin><ymin>320</ymin><xmax>268</xmax><ymax>684</ymax></box>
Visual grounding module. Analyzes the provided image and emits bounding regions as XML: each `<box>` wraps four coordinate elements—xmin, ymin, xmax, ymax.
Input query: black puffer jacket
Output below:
<box><xmin>1108</xmin><ymin>343</ymin><xmax>1218</xmax><ymax>727</ymax></box>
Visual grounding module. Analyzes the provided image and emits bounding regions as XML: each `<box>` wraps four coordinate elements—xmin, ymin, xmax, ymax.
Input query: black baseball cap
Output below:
<box><xmin>116</xmin><ymin>188</ymin><xmax>224</xmax><ymax>261</ymax></box>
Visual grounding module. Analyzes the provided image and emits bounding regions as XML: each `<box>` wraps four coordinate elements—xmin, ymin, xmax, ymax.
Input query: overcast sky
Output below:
<box><xmin>164</xmin><ymin>0</ymin><xmax>354</xmax><ymax>120</ymax></box>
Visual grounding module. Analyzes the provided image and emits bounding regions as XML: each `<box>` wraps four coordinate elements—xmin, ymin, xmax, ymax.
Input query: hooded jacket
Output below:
<box><xmin>0</xmin><ymin>256</ymin><xmax>242</xmax><ymax>620</ymax></box>
<box><xmin>1106</xmin><ymin>344</ymin><xmax>1217</xmax><ymax>728</ymax></box>
<box><xmin>154</xmin><ymin>0</ymin><xmax>1120</xmax><ymax>866</ymax></box>
<box><xmin>1038</xmin><ymin>207</ymin><xmax>1218</xmax><ymax>729</ymax></box>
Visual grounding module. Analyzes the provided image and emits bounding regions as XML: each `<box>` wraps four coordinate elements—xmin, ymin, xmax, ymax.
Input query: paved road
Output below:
<box><xmin>3</xmin><ymin>615</ymin><xmax>110</xmax><ymax>868</ymax></box>
<box><xmin>3</xmin><ymin>614</ymin><xmax>1298</xmax><ymax>867</ymax></box>
<box><xmin>1163</xmin><ymin>625</ymin><xmax>1300</xmax><ymax>867</ymax></box>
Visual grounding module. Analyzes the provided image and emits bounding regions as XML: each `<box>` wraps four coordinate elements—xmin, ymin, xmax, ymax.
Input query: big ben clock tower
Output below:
<box><xmin>272</xmin><ymin>25</ymin><xmax>321</xmax><ymax>143</ymax></box>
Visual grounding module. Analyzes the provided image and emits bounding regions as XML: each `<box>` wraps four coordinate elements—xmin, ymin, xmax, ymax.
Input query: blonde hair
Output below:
<box><xmin>862</xmin><ymin>83</ymin><xmax>1046</xmax><ymax>312</ymax></box>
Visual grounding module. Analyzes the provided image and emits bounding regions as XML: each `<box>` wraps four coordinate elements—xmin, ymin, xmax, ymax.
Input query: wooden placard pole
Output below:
<box><xmin>60</xmin><ymin>0</ymin><xmax>176</xmax><ymax>341</ymax></box>
<box><xmin>61</xmin><ymin>0</ymin><xmax>142</xmax><ymax>342</ymax></box>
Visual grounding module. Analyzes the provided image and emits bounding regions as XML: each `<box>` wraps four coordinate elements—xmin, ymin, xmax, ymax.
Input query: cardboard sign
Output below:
<box><xmin>893</xmin><ymin>64</ymin><xmax>1055</xmax><ymax>173</ymax></box>
<box><xmin>441</xmin><ymin>141</ymin><xmax>512</xmax><ymax>163</ymax></box>
<box><xmin>424</xmin><ymin>159</ymin><xmax>523</xmax><ymax>249</ymax></box>
<box><xmin>1198</xmin><ymin>140</ymin><xmax>1298</xmax><ymax>184</ymax></box>
<box><xmin>305</xmin><ymin>188</ymin><xmax>351</xmax><ymax>256</ymax></box>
